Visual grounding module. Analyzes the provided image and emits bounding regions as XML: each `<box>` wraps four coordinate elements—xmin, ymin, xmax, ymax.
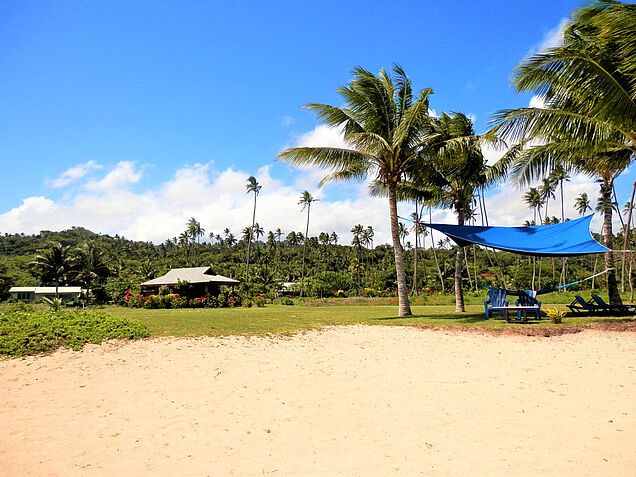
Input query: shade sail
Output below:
<box><xmin>424</xmin><ymin>215</ymin><xmax>608</xmax><ymax>257</ymax></box>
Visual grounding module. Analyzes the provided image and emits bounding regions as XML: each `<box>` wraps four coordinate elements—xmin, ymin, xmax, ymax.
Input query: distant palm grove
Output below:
<box><xmin>2</xmin><ymin>1</ymin><xmax>635</xmax><ymax>312</ymax></box>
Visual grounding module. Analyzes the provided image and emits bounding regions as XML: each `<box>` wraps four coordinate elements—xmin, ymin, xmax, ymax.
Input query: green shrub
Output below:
<box><xmin>254</xmin><ymin>296</ymin><xmax>266</xmax><ymax>307</ymax></box>
<box><xmin>242</xmin><ymin>298</ymin><xmax>253</xmax><ymax>308</ymax></box>
<box><xmin>281</xmin><ymin>297</ymin><xmax>294</xmax><ymax>305</ymax></box>
<box><xmin>0</xmin><ymin>309</ymin><xmax>150</xmax><ymax>357</ymax></box>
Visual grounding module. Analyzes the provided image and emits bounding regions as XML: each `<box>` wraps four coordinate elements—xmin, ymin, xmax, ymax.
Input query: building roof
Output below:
<box><xmin>141</xmin><ymin>267</ymin><xmax>240</xmax><ymax>286</ymax></box>
<box><xmin>10</xmin><ymin>286</ymin><xmax>83</xmax><ymax>294</ymax></box>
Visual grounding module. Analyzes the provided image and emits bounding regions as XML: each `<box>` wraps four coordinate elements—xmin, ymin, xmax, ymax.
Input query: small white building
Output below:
<box><xmin>9</xmin><ymin>286</ymin><xmax>84</xmax><ymax>303</ymax></box>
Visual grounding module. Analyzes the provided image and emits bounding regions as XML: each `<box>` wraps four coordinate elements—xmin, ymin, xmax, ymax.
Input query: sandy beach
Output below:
<box><xmin>1</xmin><ymin>325</ymin><xmax>634</xmax><ymax>476</ymax></box>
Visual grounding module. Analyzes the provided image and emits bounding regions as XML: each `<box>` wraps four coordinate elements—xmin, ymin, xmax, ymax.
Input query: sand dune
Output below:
<box><xmin>1</xmin><ymin>325</ymin><xmax>634</xmax><ymax>476</ymax></box>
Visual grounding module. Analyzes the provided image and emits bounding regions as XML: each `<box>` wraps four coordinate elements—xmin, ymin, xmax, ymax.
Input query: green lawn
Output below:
<box><xmin>106</xmin><ymin>303</ymin><xmax>635</xmax><ymax>338</ymax></box>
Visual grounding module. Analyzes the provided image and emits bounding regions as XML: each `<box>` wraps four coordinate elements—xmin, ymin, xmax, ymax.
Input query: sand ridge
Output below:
<box><xmin>1</xmin><ymin>325</ymin><xmax>635</xmax><ymax>476</ymax></box>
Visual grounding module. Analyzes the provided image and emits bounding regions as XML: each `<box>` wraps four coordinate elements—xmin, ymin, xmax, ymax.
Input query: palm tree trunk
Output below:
<box><xmin>454</xmin><ymin>209</ymin><xmax>465</xmax><ymax>313</ymax></box>
<box><xmin>429</xmin><ymin>208</ymin><xmax>445</xmax><ymax>292</ymax></box>
<box><xmin>389</xmin><ymin>183</ymin><xmax>411</xmax><ymax>316</ymax></box>
<box><xmin>601</xmin><ymin>178</ymin><xmax>622</xmax><ymax>304</ymax></box>
<box><xmin>412</xmin><ymin>212</ymin><xmax>418</xmax><ymax>294</ymax></box>
<box><xmin>300</xmin><ymin>204</ymin><xmax>310</xmax><ymax>297</ymax></box>
<box><xmin>245</xmin><ymin>193</ymin><xmax>257</xmax><ymax>291</ymax></box>
<box><xmin>621</xmin><ymin>179</ymin><xmax>636</xmax><ymax>292</ymax></box>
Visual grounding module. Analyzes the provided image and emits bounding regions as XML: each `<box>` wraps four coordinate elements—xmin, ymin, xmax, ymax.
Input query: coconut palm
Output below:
<box><xmin>187</xmin><ymin>217</ymin><xmax>204</xmax><ymax>244</ymax></box>
<box><xmin>298</xmin><ymin>191</ymin><xmax>317</xmax><ymax>296</ymax></box>
<box><xmin>31</xmin><ymin>243</ymin><xmax>74</xmax><ymax>298</ymax></box>
<box><xmin>351</xmin><ymin>224</ymin><xmax>364</xmax><ymax>266</ymax></box>
<box><xmin>575</xmin><ymin>192</ymin><xmax>592</xmax><ymax>216</ymax></box>
<box><xmin>488</xmin><ymin>1</ymin><xmax>636</xmax><ymax>303</ymax></box>
<box><xmin>245</xmin><ymin>176</ymin><xmax>262</xmax><ymax>290</ymax></box>
<box><xmin>523</xmin><ymin>187</ymin><xmax>544</xmax><ymax>224</ymax></box>
<box><xmin>74</xmin><ymin>241</ymin><xmax>110</xmax><ymax>304</ymax></box>
<box><xmin>540</xmin><ymin>177</ymin><xmax>556</xmax><ymax>222</ymax></box>
<box><xmin>279</xmin><ymin>65</ymin><xmax>434</xmax><ymax>316</ymax></box>
<box><xmin>549</xmin><ymin>165</ymin><xmax>570</xmax><ymax>221</ymax></box>
<box><xmin>330</xmin><ymin>232</ymin><xmax>339</xmax><ymax>245</ymax></box>
<box><xmin>414</xmin><ymin>112</ymin><xmax>488</xmax><ymax>311</ymax></box>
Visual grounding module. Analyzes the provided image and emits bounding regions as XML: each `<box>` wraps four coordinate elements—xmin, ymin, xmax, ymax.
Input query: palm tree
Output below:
<box><xmin>575</xmin><ymin>192</ymin><xmax>592</xmax><ymax>216</ymax></box>
<box><xmin>351</xmin><ymin>224</ymin><xmax>364</xmax><ymax>265</ymax></box>
<box><xmin>187</xmin><ymin>217</ymin><xmax>204</xmax><ymax>244</ymax></box>
<box><xmin>245</xmin><ymin>176</ymin><xmax>262</xmax><ymax>290</ymax></box>
<box><xmin>523</xmin><ymin>187</ymin><xmax>544</xmax><ymax>224</ymax></box>
<box><xmin>549</xmin><ymin>165</ymin><xmax>570</xmax><ymax>222</ymax></box>
<box><xmin>31</xmin><ymin>243</ymin><xmax>74</xmax><ymax>298</ymax></box>
<box><xmin>74</xmin><ymin>241</ymin><xmax>110</xmax><ymax>304</ymax></box>
<box><xmin>414</xmin><ymin>112</ymin><xmax>488</xmax><ymax>311</ymax></box>
<box><xmin>398</xmin><ymin>222</ymin><xmax>409</xmax><ymax>250</ymax></box>
<box><xmin>489</xmin><ymin>1</ymin><xmax>636</xmax><ymax>304</ymax></box>
<box><xmin>298</xmin><ymin>191</ymin><xmax>317</xmax><ymax>296</ymax></box>
<box><xmin>329</xmin><ymin>232</ymin><xmax>339</xmax><ymax>245</ymax></box>
<box><xmin>540</xmin><ymin>177</ymin><xmax>556</xmax><ymax>222</ymax></box>
<box><xmin>279</xmin><ymin>65</ymin><xmax>434</xmax><ymax>316</ymax></box>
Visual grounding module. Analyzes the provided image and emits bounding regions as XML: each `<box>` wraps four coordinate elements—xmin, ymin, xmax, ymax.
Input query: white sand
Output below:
<box><xmin>1</xmin><ymin>325</ymin><xmax>634</xmax><ymax>476</ymax></box>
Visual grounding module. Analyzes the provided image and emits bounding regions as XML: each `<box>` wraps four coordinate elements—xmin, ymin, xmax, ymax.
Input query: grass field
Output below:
<box><xmin>107</xmin><ymin>301</ymin><xmax>635</xmax><ymax>338</ymax></box>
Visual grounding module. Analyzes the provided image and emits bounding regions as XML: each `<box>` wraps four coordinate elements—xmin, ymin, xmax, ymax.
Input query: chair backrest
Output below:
<box><xmin>575</xmin><ymin>295</ymin><xmax>592</xmax><ymax>308</ymax></box>
<box><xmin>518</xmin><ymin>290</ymin><xmax>538</xmax><ymax>306</ymax></box>
<box><xmin>488</xmin><ymin>288</ymin><xmax>507</xmax><ymax>307</ymax></box>
<box><xmin>591</xmin><ymin>294</ymin><xmax>608</xmax><ymax>306</ymax></box>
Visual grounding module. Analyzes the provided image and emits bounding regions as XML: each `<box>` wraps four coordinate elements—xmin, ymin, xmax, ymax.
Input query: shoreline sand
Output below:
<box><xmin>2</xmin><ymin>325</ymin><xmax>634</xmax><ymax>475</ymax></box>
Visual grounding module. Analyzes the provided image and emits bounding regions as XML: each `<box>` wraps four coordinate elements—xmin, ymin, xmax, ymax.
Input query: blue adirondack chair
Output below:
<box><xmin>484</xmin><ymin>288</ymin><xmax>508</xmax><ymax>319</ymax></box>
<box><xmin>515</xmin><ymin>290</ymin><xmax>542</xmax><ymax>320</ymax></box>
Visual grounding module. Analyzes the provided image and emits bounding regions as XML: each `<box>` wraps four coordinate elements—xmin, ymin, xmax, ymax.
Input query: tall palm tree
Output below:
<box><xmin>489</xmin><ymin>1</ymin><xmax>636</xmax><ymax>304</ymax></box>
<box><xmin>414</xmin><ymin>112</ymin><xmax>488</xmax><ymax>311</ymax></box>
<box><xmin>523</xmin><ymin>187</ymin><xmax>544</xmax><ymax>224</ymax></box>
<box><xmin>31</xmin><ymin>243</ymin><xmax>74</xmax><ymax>298</ymax></box>
<box><xmin>540</xmin><ymin>177</ymin><xmax>556</xmax><ymax>222</ymax></box>
<box><xmin>298</xmin><ymin>191</ymin><xmax>317</xmax><ymax>296</ymax></box>
<box><xmin>329</xmin><ymin>232</ymin><xmax>339</xmax><ymax>245</ymax></box>
<box><xmin>279</xmin><ymin>65</ymin><xmax>434</xmax><ymax>316</ymax></box>
<box><xmin>574</xmin><ymin>192</ymin><xmax>592</xmax><ymax>216</ymax></box>
<box><xmin>549</xmin><ymin>165</ymin><xmax>570</xmax><ymax>222</ymax></box>
<box><xmin>351</xmin><ymin>224</ymin><xmax>364</xmax><ymax>265</ymax></box>
<box><xmin>245</xmin><ymin>176</ymin><xmax>262</xmax><ymax>290</ymax></box>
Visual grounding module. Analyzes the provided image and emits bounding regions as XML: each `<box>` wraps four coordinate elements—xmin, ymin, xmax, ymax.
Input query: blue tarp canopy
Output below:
<box><xmin>424</xmin><ymin>215</ymin><xmax>609</xmax><ymax>257</ymax></box>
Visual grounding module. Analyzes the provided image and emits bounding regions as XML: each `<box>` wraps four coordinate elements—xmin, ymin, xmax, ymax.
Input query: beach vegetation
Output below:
<box><xmin>0</xmin><ymin>308</ymin><xmax>149</xmax><ymax>357</ymax></box>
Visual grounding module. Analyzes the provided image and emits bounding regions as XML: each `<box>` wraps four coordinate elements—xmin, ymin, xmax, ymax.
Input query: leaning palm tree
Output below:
<box><xmin>31</xmin><ymin>243</ymin><xmax>74</xmax><ymax>298</ymax></box>
<box><xmin>298</xmin><ymin>191</ymin><xmax>317</xmax><ymax>296</ymax></box>
<box><xmin>245</xmin><ymin>176</ymin><xmax>262</xmax><ymax>291</ymax></box>
<box><xmin>279</xmin><ymin>65</ymin><xmax>433</xmax><ymax>315</ymax></box>
<box><xmin>488</xmin><ymin>0</ymin><xmax>636</xmax><ymax>304</ymax></box>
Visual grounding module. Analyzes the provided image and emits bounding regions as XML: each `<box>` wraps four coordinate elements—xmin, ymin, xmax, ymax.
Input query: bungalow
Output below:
<box><xmin>141</xmin><ymin>267</ymin><xmax>239</xmax><ymax>297</ymax></box>
<box><xmin>10</xmin><ymin>286</ymin><xmax>84</xmax><ymax>303</ymax></box>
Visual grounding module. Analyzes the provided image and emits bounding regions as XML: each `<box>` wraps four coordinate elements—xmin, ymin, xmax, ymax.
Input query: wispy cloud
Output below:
<box><xmin>529</xmin><ymin>17</ymin><xmax>571</xmax><ymax>55</ymax></box>
<box><xmin>49</xmin><ymin>160</ymin><xmax>102</xmax><ymax>188</ymax></box>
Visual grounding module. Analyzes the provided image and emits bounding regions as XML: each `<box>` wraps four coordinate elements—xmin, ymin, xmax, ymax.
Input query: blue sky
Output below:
<box><xmin>0</xmin><ymin>0</ymin><xmax>630</xmax><ymax>244</ymax></box>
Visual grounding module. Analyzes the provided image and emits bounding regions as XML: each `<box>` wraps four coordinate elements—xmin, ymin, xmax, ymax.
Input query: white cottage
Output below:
<box><xmin>10</xmin><ymin>286</ymin><xmax>84</xmax><ymax>303</ymax></box>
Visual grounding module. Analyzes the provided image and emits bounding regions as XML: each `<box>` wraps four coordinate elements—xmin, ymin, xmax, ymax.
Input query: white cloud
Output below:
<box><xmin>529</xmin><ymin>95</ymin><xmax>546</xmax><ymax>109</ymax></box>
<box><xmin>84</xmin><ymin>161</ymin><xmax>143</xmax><ymax>192</ymax></box>
<box><xmin>531</xmin><ymin>17</ymin><xmax>571</xmax><ymax>54</ymax></box>
<box><xmin>50</xmin><ymin>160</ymin><xmax>102</xmax><ymax>188</ymax></box>
<box><xmin>0</xmin><ymin>158</ymin><xmax>419</xmax><ymax>246</ymax></box>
